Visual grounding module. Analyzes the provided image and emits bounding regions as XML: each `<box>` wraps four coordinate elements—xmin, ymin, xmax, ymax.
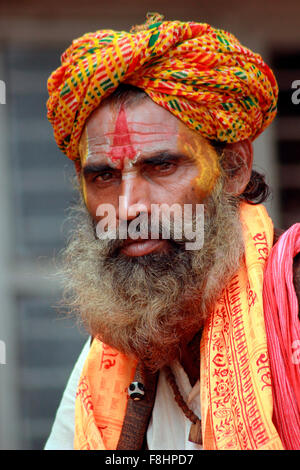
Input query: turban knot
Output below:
<box><xmin>47</xmin><ymin>15</ymin><xmax>278</xmax><ymax>162</ymax></box>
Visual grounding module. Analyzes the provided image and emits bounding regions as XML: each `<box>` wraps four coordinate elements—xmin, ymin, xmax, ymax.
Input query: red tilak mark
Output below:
<box><xmin>108</xmin><ymin>106</ymin><xmax>136</xmax><ymax>164</ymax></box>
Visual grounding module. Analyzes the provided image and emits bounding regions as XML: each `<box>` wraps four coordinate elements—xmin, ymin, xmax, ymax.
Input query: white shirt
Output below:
<box><xmin>44</xmin><ymin>339</ymin><xmax>91</xmax><ymax>450</ymax></box>
<box><xmin>44</xmin><ymin>339</ymin><xmax>202</xmax><ymax>450</ymax></box>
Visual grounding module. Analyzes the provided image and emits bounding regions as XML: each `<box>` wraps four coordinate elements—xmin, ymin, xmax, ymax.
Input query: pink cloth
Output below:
<box><xmin>263</xmin><ymin>223</ymin><xmax>300</xmax><ymax>450</ymax></box>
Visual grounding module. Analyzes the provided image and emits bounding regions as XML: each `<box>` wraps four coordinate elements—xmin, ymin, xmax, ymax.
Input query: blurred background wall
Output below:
<box><xmin>0</xmin><ymin>0</ymin><xmax>299</xmax><ymax>449</ymax></box>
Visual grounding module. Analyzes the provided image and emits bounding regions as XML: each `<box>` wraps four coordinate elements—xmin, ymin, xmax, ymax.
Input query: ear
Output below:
<box><xmin>222</xmin><ymin>139</ymin><xmax>253</xmax><ymax>195</ymax></box>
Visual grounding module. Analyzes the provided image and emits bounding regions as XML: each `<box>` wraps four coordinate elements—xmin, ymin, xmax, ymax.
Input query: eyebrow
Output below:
<box><xmin>82</xmin><ymin>151</ymin><xmax>188</xmax><ymax>176</ymax></box>
<box><xmin>83</xmin><ymin>163</ymin><xmax>115</xmax><ymax>177</ymax></box>
<box><xmin>142</xmin><ymin>151</ymin><xmax>186</xmax><ymax>166</ymax></box>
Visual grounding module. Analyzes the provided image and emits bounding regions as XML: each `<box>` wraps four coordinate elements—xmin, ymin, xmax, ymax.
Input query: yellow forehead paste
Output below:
<box><xmin>78</xmin><ymin>128</ymin><xmax>88</xmax><ymax>203</ymax></box>
<box><xmin>179</xmin><ymin>130</ymin><xmax>220</xmax><ymax>199</ymax></box>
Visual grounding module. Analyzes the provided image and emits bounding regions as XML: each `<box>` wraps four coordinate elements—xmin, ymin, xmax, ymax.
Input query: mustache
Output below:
<box><xmin>92</xmin><ymin>212</ymin><xmax>195</xmax><ymax>257</ymax></box>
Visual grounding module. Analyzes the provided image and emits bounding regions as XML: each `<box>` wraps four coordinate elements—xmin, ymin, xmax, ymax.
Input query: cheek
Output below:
<box><xmin>178</xmin><ymin>134</ymin><xmax>220</xmax><ymax>200</ymax></box>
<box><xmin>84</xmin><ymin>189</ymin><xmax>120</xmax><ymax>223</ymax></box>
<box><xmin>156</xmin><ymin>173</ymin><xmax>199</xmax><ymax>207</ymax></box>
<box><xmin>194</xmin><ymin>150</ymin><xmax>220</xmax><ymax>199</ymax></box>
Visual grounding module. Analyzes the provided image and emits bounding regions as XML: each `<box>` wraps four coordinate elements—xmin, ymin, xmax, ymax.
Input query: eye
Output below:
<box><xmin>148</xmin><ymin>160</ymin><xmax>177</xmax><ymax>175</ymax></box>
<box><xmin>155</xmin><ymin>162</ymin><xmax>173</xmax><ymax>171</ymax></box>
<box><xmin>94</xmin><ymin>171</ymin><xmax>117</xmax><ymax>182</ymax></box>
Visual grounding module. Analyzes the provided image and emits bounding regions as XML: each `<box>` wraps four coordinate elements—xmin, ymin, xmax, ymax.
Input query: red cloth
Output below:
<box><xmin>263</xmin><ymin>223</ymin><xmax>300</xmax><ymax>450</ymax></box>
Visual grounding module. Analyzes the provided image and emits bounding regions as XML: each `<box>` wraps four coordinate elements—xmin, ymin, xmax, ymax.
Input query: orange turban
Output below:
<box><xmin>47</xmin><ymin>14</ymin><xmax>278</xmax><ymax>163</ymax></box>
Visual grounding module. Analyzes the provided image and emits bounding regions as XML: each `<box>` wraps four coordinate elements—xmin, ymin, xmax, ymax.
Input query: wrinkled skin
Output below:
<box><xmin>78</xmin><ymin>96</ymin><xmax>238</xmax><ymax>256</ymax></box>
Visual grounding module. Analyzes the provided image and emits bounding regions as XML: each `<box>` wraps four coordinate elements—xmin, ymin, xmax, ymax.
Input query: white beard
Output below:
<box><xmin>60</xmin><ymin>181</ymin><xmax>244</xmax><ymax>371</ymax></box>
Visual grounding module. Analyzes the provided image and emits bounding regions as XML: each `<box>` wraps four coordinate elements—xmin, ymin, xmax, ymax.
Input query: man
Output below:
<box><xmin>45</xmin><ymin>14</ymin><xmax>300</xmax><ymax>450</ymax></box>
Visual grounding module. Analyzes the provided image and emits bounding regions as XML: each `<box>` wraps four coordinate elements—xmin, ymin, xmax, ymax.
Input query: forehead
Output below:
<box><xmin>80</xmin><ymin>96</ymin><xmax>185</xmax><ymax>167</ymax></box>
<box><xmin>86</xmin><ymin>96</ymin><xmax>179</xmax><ymax>138</ymax></box>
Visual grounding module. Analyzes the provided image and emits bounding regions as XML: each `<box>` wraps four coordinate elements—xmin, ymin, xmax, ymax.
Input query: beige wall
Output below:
<box><xmin>1</xmin><ymin>0</ymin><xmax>300</xmax><ymax>45</ymax></box>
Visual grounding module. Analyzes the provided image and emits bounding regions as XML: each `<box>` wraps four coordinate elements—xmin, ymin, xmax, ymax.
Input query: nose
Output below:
<box><xmin>118</xmin><ymin>172</ymin><xmax>151</xmax><ymax>222</ymax></box>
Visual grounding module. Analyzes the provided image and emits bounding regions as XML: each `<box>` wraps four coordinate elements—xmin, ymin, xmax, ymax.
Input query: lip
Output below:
<box><xmin>120</xmin><ymin>238</ymin><xmax>168</xmax><ymax>256</ymax></box>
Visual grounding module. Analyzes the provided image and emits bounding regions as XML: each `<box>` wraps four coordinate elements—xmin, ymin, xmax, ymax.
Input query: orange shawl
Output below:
<box><xmin>74</xmin><ymin>203</ymin><xmax>284</xmax><ymax>450</ymax></box>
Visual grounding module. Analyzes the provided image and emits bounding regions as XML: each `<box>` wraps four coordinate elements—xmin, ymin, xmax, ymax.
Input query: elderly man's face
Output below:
<box><xmin>65</xmin><ymin>96</ymin><xmax>244</xmax><ymax>370</ymax></box>
<box><xmin>79</xmin><ymin>96</ymin><xmax>220</xmax><ymax>256</ymax></box>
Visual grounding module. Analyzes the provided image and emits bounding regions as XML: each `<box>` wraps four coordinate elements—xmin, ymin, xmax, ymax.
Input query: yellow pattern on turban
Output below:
<box><xmin>47</xmin><ymin>14</ymin><xmax>278</xmax><ymax>163</ymax></box>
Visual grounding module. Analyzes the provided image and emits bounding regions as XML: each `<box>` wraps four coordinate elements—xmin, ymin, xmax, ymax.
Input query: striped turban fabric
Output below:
<box><xmin>47</xmin><ymin>15</ymin><xmax>278</xmax><ymax>163</ymax></box>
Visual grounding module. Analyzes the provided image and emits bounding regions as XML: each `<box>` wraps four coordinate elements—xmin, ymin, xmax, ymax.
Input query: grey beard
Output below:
<box><xmin>59</xmin><ymin>181</ymin><xmax>244</xmax><ymax>372</ymax></box>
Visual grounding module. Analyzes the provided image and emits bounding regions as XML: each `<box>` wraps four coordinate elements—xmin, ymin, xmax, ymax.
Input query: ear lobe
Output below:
<box><xmin>222</xmin><ymin>139</ymin><xmax>253</xmax><ymax>195</ymax></box>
